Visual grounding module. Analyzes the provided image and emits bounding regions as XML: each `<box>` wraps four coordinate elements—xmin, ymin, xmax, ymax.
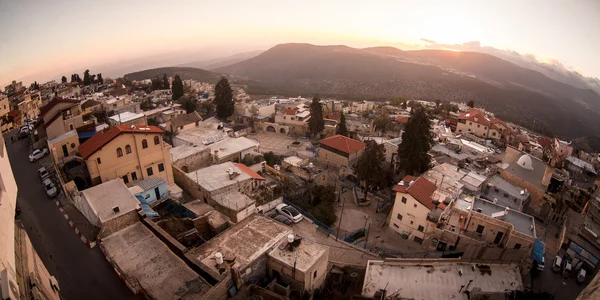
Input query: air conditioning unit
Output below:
<box><xmin>1</xmin><ymin>268</ymin><xmax>20</xmax><ymax>300</ymax></box>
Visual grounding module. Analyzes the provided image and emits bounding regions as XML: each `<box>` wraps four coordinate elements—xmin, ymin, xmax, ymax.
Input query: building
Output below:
<box><xmin>170</xmin><ymin>144</ymin><xmax>213</xmax><ymax>173</ymax></box>
<box><xmin>37</xmin><ymin>97</ymin><xmax>90</xmax><ymax>140</ymax></box>
<box><xmin>207</xmin><ymin>137</ymin><xmax>259</xmax><ymax>164</ymax></box>
<box><xmin>481</xmin><ymin>175</ymin><xmax>530</xmax><ymax>211</ymax></box>
<box><xmin>178</xmin><ymin>161</ymin><xmax>254</xmax><ymax>203</ymax></box>
<box><xmin>0</xmin><ymin>131</ymin><xmax>61</xmax><ymax>299</ymax></box>
<box><xmin>389</xmin><ymin>176</ymin><xmax>441</xmax><ymax>244</ymax></box>
<box><xmin>164</xmin><ymin>111</ymin><xmax>202</xmax><ymax>134</ymax></box>
<box><xmin>268</xmin><ymin>235</ymin><xmax>329</xmax><ymax>296</ymax></box>
<box><xmin>456</xmin><ymin>109</ymin><xmax>512</xmax><ymax>142</ymax></box>
<box><xmin>127</xmin><ymin>177</ymin><xmax>169</xmax><ymax>206</ymax></box>
<box><xmin>17</xmin><ymin>92</ymin><xmax>42</xmax><ymax>121</ymax></box>
<box><xmin>317</xmin><ymin>134</ymin><xmax>366</xmax><ymax>169</ymax></box>
<box><xmin>108</xmin><ymin>111</ymin><xmax>147</xmax><ymax>126</ymax></box>
<box><xmin>274</xmin><ymin>105</ymin><xmax>311</xmax><ymax>135</ymax></box>
<box><xmin>72</xmin><ymin>179</ymin><xmax>141</xmax><ymax>238</ymax></box>
<box><xmin>172</xmin><ymin>117</ymin><xmax>232</xmax><ymax>147</ymax></box>
<box><xmin>361</xmin><ymin>259</ymin><xmax>523</xmax><ymax>300</ymax></box>
<box><xmin>47</xmin><ymin>129</ymin><xmax>80</xmax><ymax>164</ymax></box>
<box><xmin>0</xmin><ymin>93</ymin><xmax>10</xmax><ymax>118</ymax></box>
<box><xmin>79</xmin><ymin>125</ymin><xmax>174</xmax><ymax>185</ymax></box>
<box><xmin>209</xmin><ymin>191</ymin><xmax>256</xmax><ymax>223</ymax></box>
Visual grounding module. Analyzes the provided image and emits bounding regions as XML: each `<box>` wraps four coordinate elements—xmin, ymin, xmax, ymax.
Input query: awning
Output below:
<box><xmin>532</xmin><ymin>238</ymin><xmax>545</xmax><ymax>264</ymax></box>
<box><xmin>77</xmin><ymin>131</ymin><xmax>97</xmax><ymax>139</ymax></box>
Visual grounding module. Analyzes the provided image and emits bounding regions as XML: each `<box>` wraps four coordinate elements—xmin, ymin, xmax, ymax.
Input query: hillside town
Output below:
<box><xmin>2</xmin><ymin>73</ymin><xmax>600</xmax><ymax>300</ymax></box>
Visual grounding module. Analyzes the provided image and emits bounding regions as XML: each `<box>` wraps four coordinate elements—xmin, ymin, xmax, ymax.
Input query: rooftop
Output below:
<box><xmin>102</xmin><ymin>222</ymin><xmax>212</xmax><ymax>299</ymax></box>
<box><xmin>397</xmin><ymin>177</ymin><xmax>438</xmax><ymax>210</ymax></box>
<box><xmin>109</xmin><ymin>111</ymin><xmax>145</xmax><ymax>123</ymax></box>
<box><xmin>80</xmin><ymin>179</ymin><xmax>140</xmax><ymax>223</ymax></box>
<box><xmin>170</xmin><ymin>111</ymin><xmax>202</xmax><ymax>129</ymax></box>
<box><xmin>208</xmin><ymin>137</ymin><xmax>259</xmax><ymax>159</ymax></box>
<box><xmin>235</xmin><ymin>163</ymin><xmax>265</xmax><ymax>180</ymax></box>
<box><xmin>361</xmin><ymin>259</ymin><xmax>523</xmax><ymax>299</ymax></box>
<box><xmin>211</xmin><ymin>191</ymin><xmax>255</xmax><ymax>212</ymax></box>
<box><xmin>182</xmin><ymin>200</ymin><xmax>215</xmax><ymax>217</ymax></box>
<box><xmin>485</xmin><ymin>175</ymin><xmax>530</xmax><ymax>203</ymax></box>
<box><xmin>127</xmin><ymin>177</ymin><xmax>166</xmax><ymax>192</ymax></box>
<box><xmin>186</xmin><ymin>162</ymin><xmax>252</xmax><ymax>192</ymax></box>
<box><xmin>47</xmin><ymin>129</ymin><xmax>78</xmax><ymax>145</ymax></box>
<box><xmin>503</xmin><ymin>154</ymin><xmax>547</xmax><ymax>190</ymax></box>
<box><xmin>320</xmin><ymin>134</ymin><xmax>366</xmax><ymax>154</ymax></box>
<box><xmin>169</xmin><ymin>144</ymin><xmax>207</xmax><ymax>162</ymax></box>
<box><xmin>189</xmin><ymin>214</ymin><xmax>292</xmax><ymax>274</ymax></box>
<box><xmin>174</xmin><ymin>117</ymin><xmax>231</xmax><ymax>146</ymax></box>
<box><xmin>79</xmin><ymin>125</ymin><xmax>164</xmax><ymax>159</ymax></box>
<box><xmin>268</xmin><ymin>236</ymin><xmax>329</xmax><ymax>273</ymax></box>
<box><xmin>472</xmin><ymin>197</ymin><xmax>536</xmax><ymax>237</ymax></box>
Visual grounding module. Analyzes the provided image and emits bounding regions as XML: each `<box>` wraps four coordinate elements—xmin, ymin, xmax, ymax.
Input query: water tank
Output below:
<box><xmin>287</xmin><ymin>234</ymin><xmax>295</xmax><ymax>243</ymax></box>
<box><xmin>215</xmin><ymin>252</ymin><xmax>224</xmax><ymax>265</ymax></box>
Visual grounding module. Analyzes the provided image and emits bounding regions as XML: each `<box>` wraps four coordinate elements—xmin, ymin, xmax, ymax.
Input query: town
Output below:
<box><xmin>1</xmin><ymin>73</ymin><xmax>600</xmax><ymax>300</ymax></box>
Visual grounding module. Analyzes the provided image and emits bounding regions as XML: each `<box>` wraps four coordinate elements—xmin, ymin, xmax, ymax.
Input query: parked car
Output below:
<box><xmin>276</xmin><ymin>204</ymin><xmax>303</xmax><ymax>223</ymax></box>
<box><xmin>17</xmin><ymin>130</ymin><xmax>29</xmax><ymax>140</ymax></box>
<box><xmin>42</xmin><ymin>178</ymin><xmax>58</xmax><ymax>198</ymax></box>
<box><xmin>552</xmin><ymin>256</ymin><xmax>563</xmax><ymax>273</ymax></box>
<box><xmin>536</xmin><ymin>256</ymin><xmax>545</xmax><ymax>271</ymax></box>
<box><xmin>563</xmin><ymin>261</ymin><xmax>573</xmax><ymax>278</ymax></box>
<box><xmin>38</xmin><ymin>167</ymin><xmax>50</xmax><ymax>180</ymax></box>
<box><xmin>273</xmin><ymin>214</ymin><xmax>293</xmax><ymax>225</ymax></box>
<box><xmin>577</xmin><ymin>269</ymin><xmax>587</xmax><ymax>283</ymax></box>
<box><xmin>29</xmin><ymin>148</ymin><xmax>49</xmax><ymax>162</ymax></box>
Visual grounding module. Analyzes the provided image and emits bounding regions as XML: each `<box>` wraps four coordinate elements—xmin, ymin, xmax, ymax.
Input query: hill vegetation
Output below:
<box><xmin>124</xmin><ymin>67</ymin><xmax>222</xmax><ymax>84</ymax></box>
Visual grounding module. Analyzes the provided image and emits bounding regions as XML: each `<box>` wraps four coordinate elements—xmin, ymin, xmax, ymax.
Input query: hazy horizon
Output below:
<box><xmin>2</xmin><ymin>0</ymin><xmax>599</xmax><ymax>88</ymax></box>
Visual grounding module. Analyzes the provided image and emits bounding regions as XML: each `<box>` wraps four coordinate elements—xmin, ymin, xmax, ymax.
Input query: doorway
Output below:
<box><xmin>62</xmin><ymin>144</ymin><xmax>68</xmax><ymax>157</ymax></box>
<box><xmin>154</xmin><ymin>187</ymin><xmax>161</xmax><ymax>201</ymax></box>
<box><xmin>493</xmin><ymin>232</ymin><xmax>504</xmax><ymax>244</ymax></box>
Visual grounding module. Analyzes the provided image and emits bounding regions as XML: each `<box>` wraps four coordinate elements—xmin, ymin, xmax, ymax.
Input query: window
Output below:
<box><xmin>158</xmin><ymin>163</ymin><xmax>165</xmax><ymax>172</ymax></box>
<box><xmin>142</xmin><ymin>139</ymin><xmax>148</xmax><ymax>149</ymax></box>
<box><xmin>413</xmin><ymin>204</ymin><xmax>417</xmax><ymax>208</ymax></box>
<box><xmin>418</xmin><ymin>225</ymin><xmax>424</xmax><ymax>232</ymax></box>
<box><xmin>401</xmin><ymin>197</ymin><xmax>407</xmax><ymax>204</ymax></box>
<box><xmin>125</xmin><ymin>145</ymin><xmax>132</xmax><ymax>154</ymax></box>
<box><xmin>477</xmin><ymin>124</ymin><xmax>480</xmax><ymax>128</ymax></box>
<box><xmin>514</xmin><ymin>243</ymin><xmax>522</xmax><ymax>249</ymax></box>
<box><xmin>413</xmin><ymin>236</ymin><xmax>424</xmax><ymax>244</ymax></box>
<box><xmin>476</xmin><ymin>225</ymin><xmax>485</xmax><ymax>234</ymax></box>
<box><xmin>469</xmin><ymin>121</ymin><xmax>472</xmax><ymax>125</ymax></box>
<box><xmin>494</xmin><ymin>187</ymin><xmax>499</xmax><ymax>193</ymax></box>
<box><xmin>410</xmin><ymin>221</ymin><xmax>414</xmax><ymax>225</ymax></box>
<box><xmin>484</xmin><ymin>127</ymin><xmax>487</xmax><ymax>130</ymax></box>
<box><xmin>393</xmin><ymin>223</ymin><xmax>399</xmax><ymax>228</ymax></box>
<box><xmin>492</xmin><ymin>132</ymin><xmax>497</xmax><ymax>137</ymax></box>
<box><xmin>503</xmin><ymin>193</ymin><xmax>509</xmax><ymax>198</ymax></box>
<box><xmin>116</xmin><ymin>147</ymin><xmax>123</xmax><ymax>157</ymax></box>
<box><xmin>69</xmin><ymin>124</ymin><xmax>74</xmax><ymax>130</ymax></box>
<box><xmin>97</xmin><ymin>157</ymin><xmax>101</xmax><ymax>164</ymax></box>
<box><xmin>154</xmin><ymin>136</ymin><xmax>160</xmax><ymax>145</ymax></box>
<box><xmin>397</xmin><ymin>213</ymin><xmax>403</xmax><ymax>221</ymax></box>
<box><xmin>458</xmin><ymin>129</ymin><xmax>462</xmax><ymax>132</ymax></box>
<box><xmin>70</xmin><ymin>143</ymin><xmax>76</xmax><ymax>148</ymax></box>
<box><xmin>122</xmin><ymin>175</ymin><xmax>129</xmax><ymax>184</ymax></box>
<box><xmin>131</xmin><ymin>172</ymin><xmax>137</xmax><ymax>181</ymax></box>
<box><xmin>147</xmin><ymin>167</ymin><xmax>153</xmax><ymax>176</ymax></box>
<box><xmin>313</xmin><ymin>270</ymin><xmax>317</xmax><ymax>279</ymax></box>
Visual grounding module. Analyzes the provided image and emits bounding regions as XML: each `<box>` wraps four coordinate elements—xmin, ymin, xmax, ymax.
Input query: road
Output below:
<box><xmin>528</xmin><ymin>251</ymin><xmax>587</xmax><ymax>299</ymax></box>
<box><xmin>7</xmin><ymin>133</ymin><xmax>138</xmax><ymax>300</ymax></box>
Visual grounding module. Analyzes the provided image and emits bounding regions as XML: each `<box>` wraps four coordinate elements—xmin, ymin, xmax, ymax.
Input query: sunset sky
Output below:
<box><xmin>1</xmin><ymin>0</ymin><xmax>599</xmax><ymax>86</ymax></box>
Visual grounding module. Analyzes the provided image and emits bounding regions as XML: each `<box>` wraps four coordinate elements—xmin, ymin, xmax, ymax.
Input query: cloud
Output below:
<box><xmin>419</xmin><ymin>39</ymin><xmax>600</xmax><ymax>94</ymax></box>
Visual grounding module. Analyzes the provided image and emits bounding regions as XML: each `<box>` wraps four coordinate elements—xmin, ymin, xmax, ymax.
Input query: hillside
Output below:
<box><xmin>124</xmin><ymin>67</ymin><xmax>222</xmax><ymax>83</ymax></box>
<box><xmin>216</xmin><ymin>43</ymin><xmax>600</xmax><ymax>149</ymax></box>
<box><xmin>178</xmin><ymin>50</ymin><xmax>263</xmax><ymax>70</ymax></box>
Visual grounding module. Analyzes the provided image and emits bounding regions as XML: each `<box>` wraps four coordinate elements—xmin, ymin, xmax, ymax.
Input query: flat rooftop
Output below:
<box><xmin>169</xmin><ymin>144</ymin><xmax>207</xmax><ymax>162</ymax></box>
<box><xmin>48</xmin><ymin>129</ymin><xmax>77</xmax><ymax>145</ymax></box>
<box><xmin>486</xmin><ymin>175</ymin><xmax>530</xmax><ymax>201</ymax></box>
<box><xmin>102</xmin><ymin>222</ymin><xmax>212</xmax><ymax>299</ymax></box>
<box><xmin>268</xmin><ymin>236</ymin><xmax>328</xmax><ymax>273</ymax></box>
<box><xmin>362</xmin><ymin>259</ymin><xmax>523</xmax><ymax>300</ymax></box>
<box><xmin>109</xmin><ymin>111</ymin><xmax>145</xmax><ymax>123</ymax></box>
<box><xmin>189</xmin><ymin>214</ymin><xmax>292</xmax><ymax>274</ymax></box>
<box><xmin>81</xmin><ymin>179</ymin><xmax>140</xmax><ymax>223</ymax></box>
<box><xmin>212</xmin><ymin>191</ymin><xmax>255</xmax><ymax>212</ymax></box>
<box><xmin>503</xmin><ymin>154</ymin><xmax>547</xmax><ymax>190</ymax></box>
<box><xmin>183</xmin><ymin>200</ymin><xmax>215</xmax><ymax>217</ymax></box>
<box><xmin>174</xmin><ymin>117</ymin><xmax>231</xmax><ymax>146</ymax></box>
<box><xmin>208</xmin><ymin>137</ymin><xmax>259</xmax><ymax>159</ymax></box>
<box><xmin>186</xmin><ymin>162</ymin><xmax>252</xmax><ymax>192</ymax></box>
<box><xmin>472</xmin><ymin>198</ymin><xmax>536</xmax><ymax>237</ymax></box>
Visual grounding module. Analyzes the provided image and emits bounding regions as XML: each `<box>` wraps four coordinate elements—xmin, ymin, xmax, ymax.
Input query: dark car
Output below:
<box><xmin>273</xmin><ymin>214</ymin><xmax>293</xmax><ymax>225</ymax></box>
<box><xmin>17</xmin><ymin>130</ymin><xmax>29</xmax><ymax>140</ymax></box>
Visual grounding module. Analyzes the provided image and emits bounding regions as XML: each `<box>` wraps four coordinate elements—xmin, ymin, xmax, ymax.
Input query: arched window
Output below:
<box><xmin>116</xmin><ymin>147</ymin><xmax>123</xmax><ymax>157</ymax></box>
<box><xmin>125</xmin><ymin>145</ymin><xmax>132</xmax><ymax>154</ymax></box>
<box><xmin>154</xmin><ymin>136</ymin><xmax>160</xmax><ymax>145</ymax></box>
<box><xmin>142</xmin><ymin>139</ymin><xmax>148</xmax><ymax>149</ymax></box>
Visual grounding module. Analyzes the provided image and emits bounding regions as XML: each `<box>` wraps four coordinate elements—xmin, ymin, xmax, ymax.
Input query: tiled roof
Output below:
<box><xmin>458</xmin><ymin>109</ymin><xmax>491</xmax><ymax>127</ymax></box>
<box><xmin>537</xmin><ymin>137</ymin><xmax>552</xmax><ymax>149</ymax></box>
<box><xmin>405</xmin><ymin>177</ymin><xmax>437</xmax><ymax>210</ymax></box>
<box><xmin>284</xmin><ymin>108</ymin><xmax>297</xmax><ymax>115</ymax></box>
<box><xmin>395</xmin><ymin>116</ymin><xmax>409</xmax><ymax>124</ymax></box>
<box><xmin>324</xmin><ymin>114</ymin><xmax>341</xmax><ymax>121</ymax></box>
<box><xmin>392</xmin><ymin>175</ymin><xmax>417</xmax><ymax>193</ymax></box>
<box><xmin>171</xmin><ymin>111</ymin><xmax>202</xmax><ymax>128</ymax></box>
<box><xmin>320</xmin><ymin>134</ymin><xmax>366</xmax><ymax>154</ymax></box>
<box><xmin>40</xmin><ymin>97</ymin><xmax>79</xmax><ymax>117</ymax></box>
<box><xmin>235</xmin><ymin>163</ymin><xmax>265</xmax><ymax>180</ymax></box>
<box><xmin>80</xmin><ymin>125</ymin><xmax>164</xmax><ymax>159</ymax></box>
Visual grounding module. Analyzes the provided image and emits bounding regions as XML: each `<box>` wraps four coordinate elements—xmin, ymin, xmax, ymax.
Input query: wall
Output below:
<box><xmin>498</xmin><ymin>169</ymin><xmax>548</xmax><ymax>214</ymax></box>
<box><xmin>208</xmin><ymin>198</ymin><xmax>256</xmax><ymax>223</ymax></box>
<box><xmin>317</xmin><ymin>148</ymin><xmax>349</xmax><ymax>168</ymax></box>
<box><xmin>109</xmin><ymin>116</ymin><xmax>147</xmax><ymax>127</ymax></box>
<box><xmin>98</xmin><ymin>210</ymin><xmax>140</xmax><ymax>239</ymax></box>
<box><xmin>172</xmin><ymin>165</ymin><xmax>204</xmax><ymax>200</ymax></box>
<box><xmin>172</xmin><ymin>147</ymin><xmax>212</xmax><ymax>173</ymax></box>
<box><xmin>0</xmin><ymin>133</ymin><xmax>18</xmax><ymax>277</ymax></box>
<box><xmin>257</xmin><ymin>197</ymin><xmax>283</xmax><ymax>213</ymax></box>
<box><xmin>134</xmin><ymin>182</ymin><xmax>169</xmax><ymax>205</ymax></box>
<box><xmin>388</xmin><ymin>192</ymin><xmax>434</xmax><ymax>241</ymax></box>
<box><xmin>48</xmin><ymin>133</ymin><xmax>80</xmax><ymax>163</ymax></box>
<box><xmin>45</xmin><ymin>117</ymin><xmax>66</xmax><ymax>141</ymax></box>
<box><xmin>255</xmin><ymin>122</ymin><xmax>290</xmax><ymax>135</ymax></box>
<box><xmin>456</xmin><ymin>120</ymin><xmax>489</xmax><ymax>138</ymax></box>
<box><xmin>303</xmin><ymin>248</ymin><xmax>329</xmax><ymax>292</ymax></box>
<box><xmin>85</xmin><ymin>132</ymin><xmax>174</xmax><ymax>184</ymax></box>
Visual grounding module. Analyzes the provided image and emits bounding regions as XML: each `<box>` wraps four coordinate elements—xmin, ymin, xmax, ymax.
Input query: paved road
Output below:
<box><xmin>8</xmin><ymin>134</ymin><xmax>138</xmax><ymax>300</ymax></box>
<box><xmin>528</xmin><ymin>251</ymin><xmax>586</xmax><ymax>299</ymax></box>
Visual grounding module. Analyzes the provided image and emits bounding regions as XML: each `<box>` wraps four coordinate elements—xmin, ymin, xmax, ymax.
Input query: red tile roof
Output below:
<box><xmin>397</xmin><ymin>177</ymin><xmax>438</xmax><ymax>210</ymax></box>
<box><xmin>458</xmin><ymin>109</ymin><xmax>491</xmax><ymax>127</ymax></box>
<box><xmin>395</xmin><ymin>116</ymin><xmax>409</xmax><ymax>124</ymax></box>
<box><xmin>319</xmin><ymin>134</ymin><xmax>366</xmax><ymax>154</ymax></box>
<box><xmin>392</xmin><ymin>175</ymin><xmax>417</xmax><ymax>193</ymax></box>
<box><xmin>537</xmin><ymin>137</ymin><xmax>552</xmax><ymax>149</ymax></box>
<box><xmin>324</xmin><ymin>114</ymin><xmax>341</xmax><ymax>121</ymax></box>
<box><xmin>284</xmin><ymin>108</ymin><xmax>297</xmax><ymax>115</ymax></box>
<box><xmin>235</xmin><ymin>163</ymin><xmax>265</xmax><ymax>180</ymax></box>
<box><xmin>40</xmin><ymin>97</ymin><xmax>79</xmax><ymax>117</ymax></box>
<box><xmin>79</xmin><ymin>125</ymin><xmax>164</xmax><ymax>159</ymax></box>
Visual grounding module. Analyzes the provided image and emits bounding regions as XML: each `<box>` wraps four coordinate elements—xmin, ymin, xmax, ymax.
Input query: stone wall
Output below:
<box><xmin>172</xmin><ymin>165</ymin><xmax>204</xmax><ymax>200</ymax></box>
<box><xmin>99</xmin><ymin>210</ymin><xmax>140</xmax><ymax>239</ymax></box>
<box><xmin>172</xmin><ymin>147</ymin><xmax>212</xmax><ymax>173</ymax></box>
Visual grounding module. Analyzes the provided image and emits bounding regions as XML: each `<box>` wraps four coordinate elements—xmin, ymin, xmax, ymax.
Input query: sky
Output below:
<box><xmin>1</xmin><ymin>0</ymin><xmax>599</xmax><ymax>87</ymax></box>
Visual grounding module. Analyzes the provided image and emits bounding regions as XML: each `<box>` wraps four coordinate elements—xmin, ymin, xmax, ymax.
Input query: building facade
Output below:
<box><xmin>317</xmin><ymin>134</ymin><xmax>366</xmax><ymax>169</ymax></box>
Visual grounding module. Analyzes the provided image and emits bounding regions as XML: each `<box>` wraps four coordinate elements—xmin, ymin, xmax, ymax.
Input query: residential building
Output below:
<box><xmin>108</xmin><ymin>111</ymin><xmax>147</xmax><ymax>126</ymax></box>
<box><xmin>456</xmin><ymin>109</ymin><xmax>513</xmax><ymax>144</ymax></box>
<box><xmin>361</xmin><ymin>259</ymin><xmax>523</xmax><ymax>300</ymax></box>
<box><xmin>208</xmin><ymin>137</ymin><xmax>259</xmax><ymax>164</ymax></box>
<box><xmin>170</xmin><ymin>144</ymin><xmax>213</xmax><ymax>173</ymax></box>
<box><xmin>268</xmin><ymin>235</ymin><xmax>329</xmax><ymax>296</ymax></box>
<box><xmin>0</xmin><ymin>131</ymin><xmax>61</xmax><ymax>300</ymax></box>
<box><xmin>37</xmin><ymin>97</ymin><xmax>90</xmax><ymax>140</ymax></box>
<box><xmin>72</xmin><ymin>179</ymin><xmax>141</xmax><ymax>238</ymax></box>
<box><xmin>0</xmin><ymin>93</ymin><xmax>9</xmax><ymax>117</ymax></box>
<box><xmin>17</xmin><ymin>92</ymin><xmax>42</xmax><ymax>121</ymax></box>
<box><xmin>164</xmin><ymin>111</ymin><xmax>202</xmax><ymax>134</ymax></box>
<box><xmin>79</xmin><ymin>125</ymin><xmax>174</xmax><ymax>185</ymax></box>
<box><xmin>127</xmin><ymin>177</ymin><xmax>169</xmax><ymax>206</ymax></box>
<box><xmin>389</xmin><ymin>176</ymin><xmax>442</xmax><ymax>244</ymax></box>
<box><xmin>172</xmin><ymin>117</ymin><xmax>232</xmax><ymax>147</ymax></box>
<box><xmin>47</xmin><ymin>130</ymin><xmax>80</xmax><ymax>164</ymax></box>
<box><xmin>178</xmin><ymin>161</ymin><xmax>255</xmax><ymax>203</ymax></box>
<box><xmin>317</xmin><ymin>134</ymin><xmax>366</xmax><ymax>169</ymax></box>
<box><xmin>274</xmin><ymin>105</ymin><xmax>311</xmax><ymax>135</ymax></box>
<box><xmin>482</xmin><ymin>175</ymin><xmax>530</xmax><ymax>211</ymax></box>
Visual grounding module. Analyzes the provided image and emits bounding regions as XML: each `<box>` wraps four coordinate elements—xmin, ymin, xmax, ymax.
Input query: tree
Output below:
<box><xmin>435</xmin><ymin>100</ymin><xmax>441</xmax><ymax>107</ymax></box>
<box><xmin>181</xmin><ymin>97</ymin><xmax>197</xmax><ymax>113</ymax></box>
<box><xmin>336</xmin><ymin>111</ymin><xmax>348</xmax><ymax>136</ymax></box>
<box><xmin>467</xmin><ymin>100</ymin><xmax>475</xmax><ymax>108</ymax></box>
<box><xmin>197</xmin><ymin>100</ymin><xmax>215</xmax><ymax>118</ymax></box>
<box><xmin>308</xmin><ymin>95</ymin><xmax>324</xmax><ymax>137</ymax></box>
<box><xmin>71</xmin><ymin>73</ymin><xmax>81</xmax><ymax>83</ymax></box>
<box><xmin>355</xmin><ymin>141</ymin><xmax>386</xmax><ymax>200</ymax></box>
<box><xmin>373</xmin><ymin>114</ymin><xmax>392</xmax><ymax>135</ymax></box>
<box><xmin>83</xmin><ymin>69</ymin><xmax>91</xmax><ymax>85</ymax></box>
<box><xmin>397</xmin><ymin>105</ymin><xmax>434</xmax><ymax>175</ymax></box>
<box><xmin>214</xmin><ymin>77</ymin><xmax>234</xmax><ymax>119</ymax></box>
<box><xmin>151</xmin><ymin>77</ymin><xmax>162</xmax><ymax>90</ymax></box>
<box><xmin>30</xmin><ymin>81</ymin><xmax>39</xmax><ymax>90</ymax></box>
<box><xmin>401</xmin><ymin>101</ymin><xmax>407</xmax><ymax>110</ymax></box>
<box><xmin>263</xmin><ymin>151</ymin><xmax>282</xmax><ymax>167</ymax></box>
<box><xmin>171</xmin><ymin>75</ymin><xmax>184</xmax><ymax>100</ymax></box>
<box><xmin>97</xmin><ymin>73</ymin><xmax>103</xmax><ymax>84</ymax></box>
<box><xmin>162</xmin><ymin>74</ymin><xmax>170</xmax><ymax>89</ymax></box>
<box><xmin>61</xmin><ymin>76</ymin><xmax>67</xmax><ymax>83</ymax></box>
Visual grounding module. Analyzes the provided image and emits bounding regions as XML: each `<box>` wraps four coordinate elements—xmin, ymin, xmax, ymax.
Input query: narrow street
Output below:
<box><xmin>7</xmin><ymin>132</ymin><xmax>138</xmax><ymax>300</ymax></box>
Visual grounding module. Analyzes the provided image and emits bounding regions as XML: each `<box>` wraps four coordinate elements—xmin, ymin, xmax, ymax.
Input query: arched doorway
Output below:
<box><xmin>74</xmin><ymin>177</ymin><xmax>86</xmax><ymax>191</ymax></box>
<box><xmin>266</xmin><ymin>126</ymin><xmax>276</xmax><ymax>132</ymax></box>
<box><xmin>279</xmin><ymin>128</ymin><xmax>286</xmax><ymax>134</ymax></box>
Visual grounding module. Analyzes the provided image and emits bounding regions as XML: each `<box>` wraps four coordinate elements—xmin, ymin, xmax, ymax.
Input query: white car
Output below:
<box><xmin>29</xmin><ymin>148</ymin><xmax>49</xmax><ymax>162</ymax></box>
<box><xmin>38</xmin><ymin>166</ymin><xmax>50</xmax><ymax>180</ymax></box>
<box><xmin>276</xmin><ymin>204</ymin><xmax>303</xmax><ymax>223</ymax></box>
<box><xmin>42</xmin><ymin>178</ymin><xmax>58</xmax><ymax>198</ymax></box>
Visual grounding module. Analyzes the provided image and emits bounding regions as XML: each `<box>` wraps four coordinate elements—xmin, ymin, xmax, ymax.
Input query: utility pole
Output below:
<box><xmin>336</xmin><ymin>189</ymin><xmax>345</xmax><ymax>241</ymax></box>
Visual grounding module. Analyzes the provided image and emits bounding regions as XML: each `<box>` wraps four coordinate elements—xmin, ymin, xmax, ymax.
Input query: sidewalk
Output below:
<box><xmin>55</xmin><ymin>194</ymin><xmax>99</xmax><ymax>248</ymax></box>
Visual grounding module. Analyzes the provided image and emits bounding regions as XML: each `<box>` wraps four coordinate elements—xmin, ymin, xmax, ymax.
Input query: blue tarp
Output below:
<box><xmin>77</xmin><ymin>131</ymin><xmax>97</xmax><ymax>139</ymax></box>
<box><xmin>532</xmin><ymin>238</ymin><xmax>545</xmax><ymax>263</ymax></box>
<box><xmin>135</xmin><ymin>194</ymin><xmax>159</xmax><ymax>218</ymax></box>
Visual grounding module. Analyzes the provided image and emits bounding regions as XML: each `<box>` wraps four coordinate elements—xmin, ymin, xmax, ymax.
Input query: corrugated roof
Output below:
<box><xmin>129</xmin><ymin>177</ymin><xmax>166</xmax><ymax>191</ymax></box>
<box><xmin>320</xmin><ymin>134</ymin><xmax>366</xmax><ymax>154</ymax></box>
<box><xmin>79</xmin><ymin>125</ymin><xmax>164</xmax><ymax>159</ymax></box>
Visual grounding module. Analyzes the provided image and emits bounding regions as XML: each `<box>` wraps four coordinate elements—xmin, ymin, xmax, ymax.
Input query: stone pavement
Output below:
<box><xmin>248</xmin><ymin>132</ymin><xmax>313</xmax><ymax>156</ymax></box>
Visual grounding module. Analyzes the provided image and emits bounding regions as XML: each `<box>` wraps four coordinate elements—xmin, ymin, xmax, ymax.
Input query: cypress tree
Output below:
<box><xmin>308</xmin><ymin>95</ymin><xmax>324</xmax><ymax>137</ymax></box>
<box><xmin>397</xmin><ymin>105</ymin><xmax>434</xmax><ymax>175</ymax></box>
<box><xmin>215</xmin><ymin>77</ymin><xmax>234</xmax><ymax>119</ymax></box>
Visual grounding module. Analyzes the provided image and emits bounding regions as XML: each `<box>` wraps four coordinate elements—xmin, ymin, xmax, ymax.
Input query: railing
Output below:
<box><xmin>282</xmin><ymin>198</ymin><xmax>335</xmax><ymax>235</ymax></box>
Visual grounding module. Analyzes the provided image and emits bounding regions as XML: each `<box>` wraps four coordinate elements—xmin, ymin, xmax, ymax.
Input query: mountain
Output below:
<box><xmin>124</xmin><ymin>67</ymin><xmax>222</xmax><ymax>83</ymax></box>
<box><xmin>216</xmin><ymin>43</ymin><xmax>600</xmax><ymax>149</ymax></box>
<box><xmin>178</xmin><ymin>50</ymin><xmax>264</xmax><ymax>70</ymax></box>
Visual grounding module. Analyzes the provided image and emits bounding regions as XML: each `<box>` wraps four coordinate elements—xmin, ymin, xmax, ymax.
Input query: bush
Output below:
<box><xmin>263</xmin><ymin>151</ymin><xmax>282</xmax><ymax>167</ymax></box>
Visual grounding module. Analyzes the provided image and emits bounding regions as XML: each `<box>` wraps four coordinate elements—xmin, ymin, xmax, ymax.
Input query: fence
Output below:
<box><xmin>283</xmin><ymin>198</ymin><xmax>336</xmax><ymax>235</ymax></box>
